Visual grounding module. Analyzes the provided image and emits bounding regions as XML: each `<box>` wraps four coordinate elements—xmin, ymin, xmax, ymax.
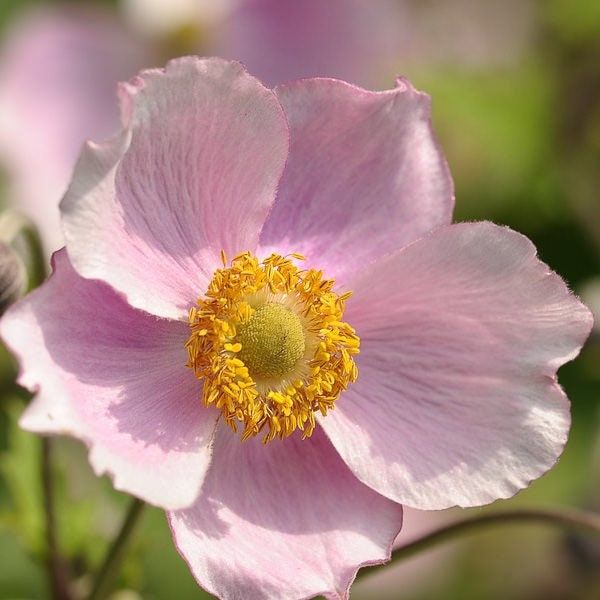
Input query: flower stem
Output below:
<box><xmin>88</xmin><ymin>498</ymin><xmax>146</xmax><ymax>600</ymax></box>
<box><xmin>361</xmin><ymin>507</ymin><xmax>600</xmax><ymax>580</ymax></box>
<box><xmin>19</xmin><ymin>221</ymin><xmax>69</xmax><ymax>599</ymax></box>
<box><xmin>41</xmin><ymin>437</ymin><xmax>73</xmax><ymax>600</ymax></box>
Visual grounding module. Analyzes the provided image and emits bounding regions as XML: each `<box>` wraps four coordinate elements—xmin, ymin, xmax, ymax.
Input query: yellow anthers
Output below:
<box><xmin>186</xmin><ymin>252</ymin><xmax>360</xmax><ymax>443</ymax></box>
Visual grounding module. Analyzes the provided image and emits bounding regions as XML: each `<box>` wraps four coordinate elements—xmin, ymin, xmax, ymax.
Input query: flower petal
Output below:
<box><xmin>259</xmin><ymin>77</ymin><xmax>453</xmax><ymax>282</ymax></box>
<box><xmin>0</xmin><ymin>249</ymin><xmax>217</xmax><ymax>510</ymax></box>
<box><xmin>319</xmin><ymin>222</ymin><xmax>593</xmax><ymax>509</ymax></box>
<box><xmin>169</xmin><ymin>425</ymin><xmax>403</xmax><ymax>600</ymax></box>
<box><xmin>61</xmin><ymin>57</ymin><xmax>289</xmax><ymax>320</ymax></box>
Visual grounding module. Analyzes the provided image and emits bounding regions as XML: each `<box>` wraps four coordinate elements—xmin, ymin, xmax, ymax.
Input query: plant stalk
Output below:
<box><xmin>87</xmin><ymin>498</ymin><xmax>146</xmax><ymax>600</ymax></box>
<box><xmin>41</xmin><ymin>437</ymin><xmax>73</xmax><ymax>600</ymax></box>
<box><xmin>360</xmin><ymin>506</ymin><xmax>600</xmax><ymax>581</ymax></box>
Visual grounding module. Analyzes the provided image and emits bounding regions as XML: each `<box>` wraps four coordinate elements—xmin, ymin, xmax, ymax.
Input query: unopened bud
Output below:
<box><xmin>0</xmin><ymin>241</ymin><xmax>26</xmax><ymax>315</ymax></box>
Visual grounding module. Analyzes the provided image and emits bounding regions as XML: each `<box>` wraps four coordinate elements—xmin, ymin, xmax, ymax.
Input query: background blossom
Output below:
<box><xmin>0</xmin><ymin>5</ymin><xmax>152</xmax><ymax>254</ymax></box>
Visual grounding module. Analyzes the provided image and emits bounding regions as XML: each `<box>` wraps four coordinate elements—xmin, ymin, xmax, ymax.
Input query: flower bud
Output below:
<box><xmin>0</xmin><ymin>241</ymin><xmax>25</xmax><ymax>315</ymax></box>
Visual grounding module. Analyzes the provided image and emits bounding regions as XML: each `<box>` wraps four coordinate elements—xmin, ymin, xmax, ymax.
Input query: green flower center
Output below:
<box><xmin>236</xmin><ymin>303</ymin><xmax>305</xmax><ymax>378</ymax></box>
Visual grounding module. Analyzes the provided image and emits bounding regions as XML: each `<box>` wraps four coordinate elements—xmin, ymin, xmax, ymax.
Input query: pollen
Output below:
<box><xmin>185</xmin><ymin>252</ymin><xmax>360</xmax><ymax>443</ymax></box>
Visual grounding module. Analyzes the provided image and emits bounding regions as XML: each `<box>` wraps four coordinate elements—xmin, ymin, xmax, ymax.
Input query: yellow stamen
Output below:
<box><xmin>185</xmin><ymin>252</ymin><xmax>359</xmax><ymax>443</ymax></box>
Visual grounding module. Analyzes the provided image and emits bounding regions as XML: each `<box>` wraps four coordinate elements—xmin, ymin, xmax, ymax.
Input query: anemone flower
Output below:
<box><xmin>0</xmin><ymin>57</ymin><xmax>592</xmax><ymax>599</ymax></box>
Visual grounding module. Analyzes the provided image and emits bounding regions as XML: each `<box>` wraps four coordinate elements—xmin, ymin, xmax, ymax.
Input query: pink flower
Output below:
<box><xmin>0</xmin><ymin>6</ymin><xmax>152</xmax><ymax>253</ymax></box>
<box><xmin>125</xmin><ymin>0</ymin><xmax>535</xmax><ymax>87</ymax></box>
<box><xmin>123</xmin><ymin>0</ymin><xmax>399</xmax><ymax>88</ymax></box>
<box><xmin>0</xmin><ymin>57</ymin><xmax>592</xmax><ymax>599</ymax></box>
<box><xmin>213</xmin><ymin>0</ymin><xmax>399</xmax><ymax>87</ymax></box>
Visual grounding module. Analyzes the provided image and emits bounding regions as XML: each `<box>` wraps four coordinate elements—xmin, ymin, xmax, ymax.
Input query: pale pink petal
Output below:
<box><xmin>319</xmin><ymin>222</ymin><xmax>593</xmax><ymax>509</ymax></box>
<box><xmin>0</xmin><ymin>6</ymin><xmax>151</xmax><ymax>254</ymax></box>
<box><xmin>0</xmin><ymin>249</ymin><xmax>217</xmax><ymax>510</ymax></box>
<box><xmin>216</xmin><ymin>0</ymin><xmax>399</xmax><ymax>88</ymax></box>
<box><xmin>259</xmin><ymin>77</ymin><xmax>453</xmax><ymax>282</ymax></box>
<box><xmin>62</xmin><ymin>57</ymin><xmax>289</xmax><ymax>320</ymax></box>
<box><xmin>169</xmin><ymin>425</ymin><xmax>403</xmax><ymax>600</ymax></box>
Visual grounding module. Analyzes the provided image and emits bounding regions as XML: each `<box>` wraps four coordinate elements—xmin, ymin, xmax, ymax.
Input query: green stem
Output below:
<box><xmin>11</xmin><ymin>216</ymin><xmax>68</xmax><ymax>598</ymax></box>
<box><xmin>88</xmin><ymin>498</ymin><xmax>146</xmax><ymax>600</ymax></box>
<box><xmin>41</xmin><ymin>437</ymin><xmax>73</xmax><ymax>600</ymax></box>
<box><xmin>361</xmin><ymin>507</ymin><xmax>600</xmax><ymax>580</ymax></box>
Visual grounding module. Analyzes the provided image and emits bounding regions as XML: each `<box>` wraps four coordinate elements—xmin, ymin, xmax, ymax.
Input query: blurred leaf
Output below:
<box><xmin>545</xmin><ymin>0</ymin><xmax>600</xmax><ymax>43</ymax></box>
<box><xmin>413</xmin><ymin>62</ymin><xmax>566</xmax><ymax>226</ymax></box>
<box><xmin>0</xmin><ymin>0</ymin><xmax>26</xmax><ymax>33</ymax></box>
<box><xmin>52</xmin><ymin>439</ymin><xmax>128</xmax><ymax>575</ymax></box>
<box><xmin>0</xmin><ymin>398</ymin><xmax>44</xmax><ymax>555</ymax></box>
<box><xmin>0</xmin><ymin>397</ymin><xmax>127</xmax><ymax>583</ymax></box>
<box><xmin>0</xmin><ymin>530</ymin><xmax>46</xmax><ymax>598</ymax></box>
<box><xmin>137</xmin><ymin>508</ymin><xmax>213</xmax><ymax>600</ymax></box>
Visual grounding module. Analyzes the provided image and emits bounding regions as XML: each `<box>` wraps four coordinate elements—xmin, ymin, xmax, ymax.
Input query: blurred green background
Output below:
<box><xmin>0</xmin><ymin>1</ymin><xmax>599</xmax><ymax>599</ymax></box>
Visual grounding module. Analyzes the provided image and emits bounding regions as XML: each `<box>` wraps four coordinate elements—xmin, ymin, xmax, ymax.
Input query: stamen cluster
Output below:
<box><xmin>186</xmin><ymin>252</ymin><xmax>360</xmax><ymax>443</ymax></box>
